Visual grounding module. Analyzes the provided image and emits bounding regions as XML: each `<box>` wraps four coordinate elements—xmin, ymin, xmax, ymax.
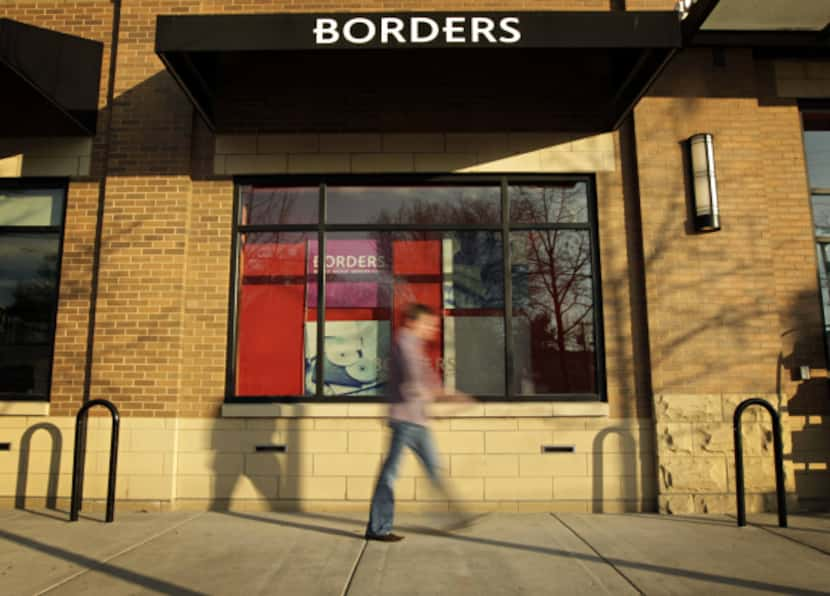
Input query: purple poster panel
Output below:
<box><xmin>306</xmin><ymin>239</ymin><xmax>391</xmax><ymax>308</ymax></box>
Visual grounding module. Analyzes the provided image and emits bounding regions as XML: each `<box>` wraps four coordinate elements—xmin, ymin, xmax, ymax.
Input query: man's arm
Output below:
<box><xmin>435</xmin><ymin>388</ymin><xmax>476</xmax><ymax>403</ymax></box>
<box><xmin>399</xmin><ymin>336</ymin><xmax>476</xmax><ymax>404</ymax></box>
<box><xmin>427</xmin><ymin>356</ymin><xmax>474</xmax><ymax>403</ymax></box>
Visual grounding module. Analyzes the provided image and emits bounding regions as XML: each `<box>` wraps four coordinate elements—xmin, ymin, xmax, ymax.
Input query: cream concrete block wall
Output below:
<box><xmin>775</xmin><ymin>60</ymin><xmax>830</xmax><ymax>98</ymax></box>
<box><xmin>214</xmin><ymin>132</ymin><xmax>616</xmax><ymax>175</ymax></box>
<box><xmin>0</xmin><ymin>416</ymin><xmax>174</xmax><ymax>510</ymax></box>
<box><xmin>653</xmin><ymin>393</ymin><xmax>797</xmax><ymax>515</ymax></box>
<box><xmin>0</xmin><ymin>138</ymin><xmax>93</xmax><ymax>177</ymax></box>
<box><xmin>0</xmin><ymin>414</ymin><xmax>656</xmax><ymax>513</ymax></box>
<box><xmin>0</xmin><ymin>154</ymin><xmax>22</xmax><ymax>176</ymax></box>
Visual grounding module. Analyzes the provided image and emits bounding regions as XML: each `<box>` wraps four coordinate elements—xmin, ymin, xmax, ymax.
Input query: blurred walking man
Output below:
<box><xmin>365</xmin><ymin>303</ymin><xmax>475</xmax><ymax>542</ymax></box>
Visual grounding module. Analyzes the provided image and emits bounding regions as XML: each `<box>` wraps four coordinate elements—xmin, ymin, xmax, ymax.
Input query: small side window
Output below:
<box><xmin>0</xmin><ymin>186</ymin><xmax>66</xmax><ymax>399</ymax></box>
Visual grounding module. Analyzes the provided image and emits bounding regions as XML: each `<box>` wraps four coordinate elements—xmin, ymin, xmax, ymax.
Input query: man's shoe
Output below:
<box><xmin>365</xmin><ymin>532</ymin><xmax>404</xmax><ymax>542</ymax></box>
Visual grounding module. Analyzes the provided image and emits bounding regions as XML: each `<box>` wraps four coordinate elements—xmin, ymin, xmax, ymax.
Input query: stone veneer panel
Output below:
<box><xmin>653</xmin><ymin>393</ymin><xmax>797</xmax><ymax>515</ymax></box>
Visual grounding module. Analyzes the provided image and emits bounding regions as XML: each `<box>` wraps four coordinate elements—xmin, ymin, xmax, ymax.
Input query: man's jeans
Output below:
<box><xmin>367</xmin><ymin>420</ymin><xmax>443</xmax><ymax>536</ymax></box>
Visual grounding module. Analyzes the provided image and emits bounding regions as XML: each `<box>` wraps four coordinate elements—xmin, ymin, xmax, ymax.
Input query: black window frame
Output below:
<box><xmin>0</xmin><ymin>177</ymin><xmax>69</xmax><ymax>402</ymax></box>
<box><xmin>801</xmin><ymin>103</ymin><xmax>830</xmax><ymax>368</ymax></box>
<box><xmin>226</xmin><ymin>174</ymin><xmax>606</xmax><ymax>403</ymax></box>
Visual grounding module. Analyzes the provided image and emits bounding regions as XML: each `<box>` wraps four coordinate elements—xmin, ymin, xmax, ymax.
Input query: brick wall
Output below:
<box><xmin>636</xmin><ymin>48</ymin><xmax>829</xmax><ymax>511</ymax></box>
<box><xmin>1</xmin><ymin>0</ymin><xmax>647</xmax><ymax>419</ymax></box>
<box><xmin>1</xmin><ymin>1</ymin><xmax>826</xmax><ymax>513</ymax></box>
<box><xmin>179</xmin><ymin>179</ymin><xmax>234</xmax><ymax>419</ymax></box>
<box><xmin>49</xmin><ymin>181</ymin><xmax>99</xmax><ymax>416</ymax></box>
<box><xmin>87</xmin><ymin>0</ymin><xmax>196</xmax><ymax>417</ymax></box>
<box><xmin>0</xmin><ymin>0</ymin><xmax>114</xmax><ymax>416</ymax></box>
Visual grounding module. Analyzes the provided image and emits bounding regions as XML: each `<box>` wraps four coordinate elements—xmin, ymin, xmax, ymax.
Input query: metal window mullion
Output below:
<box><xmin>325</xmin><ymin>223</ymin><xmax>502</xmax><ymax>232</ymax></box>
<box><xmin>501</xmin><ymin>178</ymin><xmax>514</xmax><ymax>400</ymax></box>
<box><xmin>315</xmin><ymin>184</ymin><xmax>326</xmax><ymax>398</ymax></box>
<box><xmin>509</xmin><ymin>222</ymin><xmax>590</xmax><ymax>231</ymax></box>
<box><xmin>0</xmin><ymin>225</ymin><xmax>62</xmax><ymax>234</ymax></box>
<box><xmin>237</xmin><ymin>223</ymin><xmax>587</xmax><ymax>234</ymax></box>
<box><xmin>237</xmin><ymin>224</ymin><xmax>318</xmax><ymax>234</ymax></box>
<box><xmin>587</xmin><ymin>178</ymin><xmax>606</xmax><ymax>401</ymax></box>
<box><xmin>225</xmin><ymin>186</ymin><xmax>243</xmax><ymax>399</ymax></box>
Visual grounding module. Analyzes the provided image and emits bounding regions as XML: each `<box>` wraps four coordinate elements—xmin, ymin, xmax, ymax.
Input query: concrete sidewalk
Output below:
<box><xmin>1</xmin><ymin>509</ymin><xmax>828</xmax><ymax>595</ymax></box>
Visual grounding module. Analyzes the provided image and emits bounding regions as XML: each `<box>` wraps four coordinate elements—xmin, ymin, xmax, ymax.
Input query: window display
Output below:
<box><xmin>232</xmin><ymin>180</ymin><xmax>600</xmax><ymax>400</ymax></box>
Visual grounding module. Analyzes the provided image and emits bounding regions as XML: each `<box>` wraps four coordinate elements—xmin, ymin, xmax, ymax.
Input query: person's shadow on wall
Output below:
<box><xmin>779</xmin><ymin>289</ymin><xmax>830</xmax><ymax>512</ymax></box>
<box><xmin>783</xmin><ymin>366</ymin><xmax>830</xmax><ymax>512</ymax></box>
<box><xmin>208</xmin><ymin>406</ymin><xmax>304</xmax><ymax>512</ymax></box>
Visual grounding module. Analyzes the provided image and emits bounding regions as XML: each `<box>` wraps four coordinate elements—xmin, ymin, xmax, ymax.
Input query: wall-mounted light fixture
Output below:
<box><xmin>675</xmin><ymin>0</ymin><xmax>699</xmax><ymax>20</ymax></box>
<box><xmin>688</xmin><ymin>133</ymin><xmax>720</xmax><ymax>232</ymax></box>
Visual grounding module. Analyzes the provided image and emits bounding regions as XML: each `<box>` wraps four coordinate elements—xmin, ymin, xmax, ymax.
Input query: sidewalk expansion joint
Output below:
<box><xmin>725</xmin><ymin>515</ymin><xmax>830</xmax><ymax>558</ymax></box>
<box><xmin>550</xmin><ymin>513</ymin><xmax>645</xmax><ymax>596</ymax></box>
<box><xmin>36</xmin><ymin>511</ymin><xmax>206</xmax><ymax>595</ymax></box>
<box><xmin>340</xmin><ymin>538</ymin><xmax>369</xmax><ymax>596</ymax></box>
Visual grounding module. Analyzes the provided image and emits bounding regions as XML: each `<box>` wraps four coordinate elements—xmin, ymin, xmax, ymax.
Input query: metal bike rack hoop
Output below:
<box><xmin>733</xmin><ymin>397</ymin><xmax>787</xmax><ymax>528</ymax></box>
<box><xmin>70</xmin><ymin>399</ymin><xmax>120</xmax><ymax>523</ymax></box>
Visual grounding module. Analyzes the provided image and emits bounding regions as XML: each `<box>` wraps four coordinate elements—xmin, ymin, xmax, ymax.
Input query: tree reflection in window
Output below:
<box><xmin>0</xmin><ymin>233</ymin><xmax>62</xmax><ymax>396</ymax></box>
<box><xmin>511</xmin><ymin>184</ymin><xmax>595</xmax><ymax>395</ymax></box>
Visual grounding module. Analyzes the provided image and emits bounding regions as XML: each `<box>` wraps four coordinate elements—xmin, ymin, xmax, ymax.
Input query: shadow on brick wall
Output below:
<box><xmin>783</xmin><ymin>289</ymin><xmax>830</xmax><ymax>511</ymax></box>
<box><xmin>0</xmin><ymin>69</ymin><xmax>196</xmax><ymax>179</ymax></box>
<box><xmin>103</xmin><ymin>71</ymin><xmax>195</xmax><ymax>178</ymax></box>
<box><xmin>649</xmin><ymin>47</ymin><xmax>774</xmax><ymax>101</ymax></box>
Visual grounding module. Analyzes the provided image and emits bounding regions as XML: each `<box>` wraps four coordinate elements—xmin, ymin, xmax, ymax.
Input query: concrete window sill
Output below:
<box><xmin>0</xmin><ymin>401</ymin><xmax>50</xmax><ymax>416</ymax></box>
<box><xmin>221</xmin><ymin>402</ymin><xmax>609</xmax><ymax>419</ymax></box>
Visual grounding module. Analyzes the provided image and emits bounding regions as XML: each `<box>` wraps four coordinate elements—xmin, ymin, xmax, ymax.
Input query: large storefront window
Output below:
<box><xmin>804</xmin><ymin>110</ymin><xmax>830</xmax><ymax>358</ymax></box>
<box><xmin>230</xmin><ymin>178</ymin><xmax>602</xmax><ymax>401</ymax></box>
<box><xmin>0</xmin><ymin>185</ymin><xmax>65</xmax><ymax>399</ymax></box>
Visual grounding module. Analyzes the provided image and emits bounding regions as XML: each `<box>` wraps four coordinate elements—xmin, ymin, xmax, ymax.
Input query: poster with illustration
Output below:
<box><xmin>304</xmin><ymin>320</ymin><xmax>391</xmax><ymax>396</ymax></box>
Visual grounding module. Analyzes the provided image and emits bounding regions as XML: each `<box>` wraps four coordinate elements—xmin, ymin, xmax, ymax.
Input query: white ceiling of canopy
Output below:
<box><xmin>701</xmin><ymin>0</ymin><xmax>830</xmax><ymax>31</ymax></box>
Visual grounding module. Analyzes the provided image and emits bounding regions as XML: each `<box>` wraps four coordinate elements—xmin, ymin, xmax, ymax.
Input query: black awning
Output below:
<box><xmin>155</xmin><ymin>11</ymin><xmax>684</xmax><ymax>133</ymax></box>
<box><xmin>0</xmin><ymin>18</ymin><xmax>103</xmax><ymax>136</ymax></box>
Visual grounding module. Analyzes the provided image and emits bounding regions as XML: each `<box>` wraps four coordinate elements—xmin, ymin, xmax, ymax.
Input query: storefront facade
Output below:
<box><xmin>1</xmin><ymin>0</ymin><xmax>828</xmax><ymax>514</ymax></box>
